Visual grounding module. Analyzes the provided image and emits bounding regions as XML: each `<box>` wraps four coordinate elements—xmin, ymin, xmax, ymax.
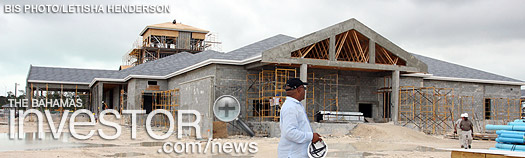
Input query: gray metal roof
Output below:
<box><xmin>27</xmin><ymin>66</ymin><xmax>118</xmax><ymax>83</ymax></box>
<box><xmin>26</xmin><ymin>34</ymin><xmax>522</xmax><ymax>85</ymax></box>
<box><xmin>411</xmin><ymin>53</ymin><xmax>522</xmax><ymax>82</ymax></box>
<box><xmin>27</xmin><ymin>34</ymin><xmax>295</xmax><ymax>83</ymax></box>
<box><xmin>118</xmin><ymin>34</ymin><xmax>295</xmax><ymax>77</ymax></box>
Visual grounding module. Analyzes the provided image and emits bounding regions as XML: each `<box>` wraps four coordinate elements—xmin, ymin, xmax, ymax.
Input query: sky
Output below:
<box><xmin>0</xmin><ymin>0</ymin><xmax>524</xmax><ymax>96</ymax></box>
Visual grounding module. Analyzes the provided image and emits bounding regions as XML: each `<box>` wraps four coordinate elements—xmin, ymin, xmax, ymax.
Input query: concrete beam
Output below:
<box><xmin>391</xmin><ymin>70</ymin><xmax>400</xmax><ymax>124</ymax></box>
<box><xmin>262</xmin><ymin>57</ymin><xmax>421</xmax><ymax>72</ymax></box>
<box><xmin>245</xmin><ymin>61</ymin><xmax>268</xmax><ymax>70</ymax></box>
<box><xmin>25</xmin><ymin>82</ymin><xmax>90</xmax><ymax>91</ymax></box>
<box><xmin>261</xmin><ymin>18</ymin><xmax>428</xmax><ymax>73</ymax></box>
<box><xmin>368</xmin><ymin>40</ymin><xmax>375</xmax><ymax>64</ymax></box>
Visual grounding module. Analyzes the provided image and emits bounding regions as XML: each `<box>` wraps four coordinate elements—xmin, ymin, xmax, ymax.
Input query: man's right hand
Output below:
<box><xmin>312</xmin><ymin>133</ymin><xmax>322</xmax><ymax>143</ymax></box>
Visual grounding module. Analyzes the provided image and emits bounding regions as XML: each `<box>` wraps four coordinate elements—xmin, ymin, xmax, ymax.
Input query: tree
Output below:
<box><xmin>17</xmin><ymin>90</ymin><xmax>26</xmax><ymax>99</ymax></box>
<box><xmin>0</xmin><ymin>96</ymin><xmax>7</xmax><ymax>105</ymax></box>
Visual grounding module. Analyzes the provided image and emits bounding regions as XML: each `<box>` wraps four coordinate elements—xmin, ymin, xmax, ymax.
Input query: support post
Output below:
<box><xmin>391</xmin><ymin>70</ymin><xmax>400</xmax><ymax>124</ymax></box>
<box><xmin>368</xmin><ymin>40</ymin><xmax>375</xmax><ymax>63</ymax></box>
<box><xmin>329</xmin><ymin>36</ymin><xmax>335</xmax><ymax>61</ymax></box>
<box><xmin>300</xmin><ymin>64</ymin><xmax>308</xmax><ymax>106</ymax></box>
<box><xmin>98</xmin><ymin>83</ymin><xmax>104</xmax><ymax>114</ymax></box>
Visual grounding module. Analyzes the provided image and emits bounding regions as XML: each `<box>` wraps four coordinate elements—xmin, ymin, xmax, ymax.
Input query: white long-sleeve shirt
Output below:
<box><xmin>278</xmin><ymin>97</ymin><xmax>313</xmax><ymax>158</ymax></box>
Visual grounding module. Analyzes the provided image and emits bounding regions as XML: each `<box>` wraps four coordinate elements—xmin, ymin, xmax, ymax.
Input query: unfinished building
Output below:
<box><xmin>26</xmin><ymin>18</ymin><xmax>525</xmax><ymax>138</ymax></box>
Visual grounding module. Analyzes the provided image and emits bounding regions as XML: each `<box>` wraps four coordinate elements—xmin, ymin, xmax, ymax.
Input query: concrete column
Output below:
<box><xmin>300</xmin><ymin>64</ymin><xmax>308</xmax><ymax>105</ymax></box>
<box><xmin>391</xmin><ymin>70</ymin><xmax>400</xmax><ymax>124</ymax></box>
<box><xmin>98</xmin><ymin>83</ymin><xmax>104</xmax><ymax>114</ymax></box>
<box><xmin>368</xmin><ymin>40</ymin><xmax>375</xmax><ymax>63</ymax></box>
<box><xmin>329</xmin><ymin>36</ymin><xmax>336</xmax><ymax>61</ymax></box>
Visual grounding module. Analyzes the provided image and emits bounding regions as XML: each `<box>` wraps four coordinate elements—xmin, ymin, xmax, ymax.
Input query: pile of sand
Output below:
<box><xmin>350</xmin><ymin>123</ymin><xmax>443</xmax><ymax>143</ymax></box>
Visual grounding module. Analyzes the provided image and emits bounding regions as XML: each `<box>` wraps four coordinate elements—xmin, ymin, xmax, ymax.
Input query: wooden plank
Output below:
<box><xmin>301</xmin><ymin>43</ymin><xmax>317</xmax><ymax>58</ymax></box>
<box><xmin>352</xmin><ymin>31</ymin><xmax>366</xmax><ymax>62</ymax></box>
<box><xmin>144</xmin><ymin>29</ymin><xmax>179</xmax><ymax>37</ymax></box>
<box><xmin>448</xmin><ymin>149</ymin><xmax>525</xmax><ymax>158</ymax></box>
<box><xmin>486</xmin><ymin>153</ymin><xmax>511</xmax><ymax>158</ymax></box>
<box><xmin>363</xmin><ymin>45</ymin><xmax>369</xmax><ymax>61</ymax></box>
<box><xmin>343</xmin><ymin>36</ymin><xmax>354</xmax><ymax>61</ymax></box>
<box><xmin>191</xmin><ymin>32</ymin><xmax>206</xmax><ymax>40</ymax></box>
<box><xmin>382</xmin><ymin>47</ymin><xmax>395</xmax><ymax>64</ymax></box>
<box><xmin>451</xmin><ymin>151</ymin><xmax>462</xmax><ymax>158</ymax></box>
<box><xmin>321</xmin><ymin>40</ymin><xmax>328</xmax><ymax>60</ymax></box>
<box><xmin>376</xmin><ymin>46</ymin><xmax>388</xmax><ymax>64</ymax></box>
<box><xmin>335</xmin><ymin>31</ymin><xmax>349</xmax><ymax>59</ymax></box>
<box><xmin>349</xmin><ymin>33</ymin><xmax>359</xmax><ymax>61</ymax></box>
<box><xmin>462</xmin><ymin>151</ymin><xmax>486</xmax><ymax>158</ymax></box>
<box><xmin>213</xmin><ymin>121</ymin><xmax>228</xmax><ymax>138</ymax></box>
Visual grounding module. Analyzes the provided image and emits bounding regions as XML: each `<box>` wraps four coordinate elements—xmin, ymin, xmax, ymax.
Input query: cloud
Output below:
<box><xmin>1</xmin><ymin>0</ymin><xmax>525</xmax><ymax>96</ymax></box>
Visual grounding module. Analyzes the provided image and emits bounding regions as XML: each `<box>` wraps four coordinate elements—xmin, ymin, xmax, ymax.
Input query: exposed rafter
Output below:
<box><xmin>375</xmin><ymin>44</ymin><xmax>406</xmax><ymax>66</ymax></box>
<box><xmin>335</xmin><ymin>29</ymin><xmax>369</xmax><ymax>63</ymax></box>
<box><xmin>291</xmin><ymin>39</ymin><xmax>329</xmax><ymax>59</ymax></box>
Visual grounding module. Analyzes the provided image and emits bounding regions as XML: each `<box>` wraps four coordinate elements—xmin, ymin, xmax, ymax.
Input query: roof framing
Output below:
<box><xmin>262</xmin><ymin>18</ymin><xmax>428</xmax><ymax>73</ymax></box>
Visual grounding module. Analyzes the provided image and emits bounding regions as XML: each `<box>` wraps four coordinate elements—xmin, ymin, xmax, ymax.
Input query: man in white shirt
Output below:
<box><xmin>278</xmin><ymin>78</ymin><xmax>322</xmax><ymax>158</ymax></box>
<box><xmin>454</xmin><ymin>113</ymin><xmax>473</xmax><ymax>149</ymax></box>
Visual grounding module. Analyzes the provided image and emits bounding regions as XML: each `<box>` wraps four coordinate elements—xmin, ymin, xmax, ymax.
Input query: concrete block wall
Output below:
<box><xmin>167</xmin><ymin>64</ymin><xmax>217</xmax><ymax>139</ymax></box>
<box><xmin>126</xmin><ymin>79</ymin><xmax>168</xmax><ymax>110</ymax></box>
<box><xmin>399</xmin><ymin>76</ymin><xmax>521</xmax><ymax>132</ymax></box>
<box><xmin>168</xmin><ymin>64</ymin><xmax>216</xmax><ymax>90</ymax></box>
<box><xmin>178</xmin><ymin>77</ymin><xmax>214</xmax><ymax>139</ymax></box>
<box><xmin>308</xmin><ymin>69</ymin><xmax>387</xmax><ymax>121</ymax></box>
<box><xmin>400</xmin><ymin>77</ymin><xmax>423</xmax><ymax>87</ymax></box>
<box><xmin>227</xmin><ymin>66</ymin><xmax>389</xmax><ymax>124</ymax></box>
<box><xmin>423</xmin><ymin>79</ymin><xmax>520</xmax><ymax>119</ymax></box>
<box><xmin>214</xmin><ymin>64</ymin><xmax>248</xmax><ymax>119</ymax></box>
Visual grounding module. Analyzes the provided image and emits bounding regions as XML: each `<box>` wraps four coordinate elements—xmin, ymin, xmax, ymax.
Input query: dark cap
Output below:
<box><xmin>285</xmin><ymin>78</ymin><xmax>308</xmax><ymax>90</ymax></box>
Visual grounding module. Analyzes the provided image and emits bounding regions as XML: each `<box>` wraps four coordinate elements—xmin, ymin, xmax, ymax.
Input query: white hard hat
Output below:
<box><xmin>461</xmin><ymin>113</ymin><xmax>468</xmax><ymax>118</ymax></box>
<box><xmin>308</xmin><ymin>140</ymin><xmax>328</xmax><ymax>158</ymax></box>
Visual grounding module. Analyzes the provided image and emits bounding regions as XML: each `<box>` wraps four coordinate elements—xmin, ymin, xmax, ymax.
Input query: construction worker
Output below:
<box><xmin>454</xmin><ymin>113</ymin><xmax>473</xmax><ymax>149</ymax></box>
<box><xmin>278</xmin><ymin>78</ymin><xmax>322</xmax><ymax>158</ymax></box>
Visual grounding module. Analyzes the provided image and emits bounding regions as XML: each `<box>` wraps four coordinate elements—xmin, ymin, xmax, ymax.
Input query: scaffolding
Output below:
<box><xmin>397</xmin><ymin>85</ymin><xmax>525</xmax><ymax>134</ymax></box>
<box><xmin>245</xmin><ymin>69</ymin><xmax>297</xmax><ymax>122</ymax></box>
<box><xmin>28</xmin><ymin>83</ymin><xmax>91</xmax><ymax>112</ymax></box>
<box><xmin>318</xmin><ymin>74</ymin><xmax>341</xmax><ymax>122</ymax></box>
<box><xmin>398</xmin><ymin>86</ymin><xmax>416</xmax><ymax>122</ymax></box>
<box><xmin>245</xmin><ymin>69</ymin><xmax>346</xmax><ymax>122</ymax></box>
<box><xmin>435</xmin><ymin>88</ymin><xmax>455</xmax><ymax>134</ymax></box>
<box><xmin>459</xmin><ymin>96</ymin><xmax>475</xmax><ymax>120</ymax></box>
<box><xmin>122</xmin><ymin>22</ymin><xmax>212</xmax><ymax>67</ymax></box>
<box><xmin>398</xmin><ymin>87</ymin><xmax>456</xmax><ymax>134</ymax></box>
<box><xmin>260</xmin><ymin>70</ymin><xmax>277</xmax><ymax>121</ymax></box>
<box><xmin>484</xmin><ymin>98</ymin><xmax>523</xmax><ymax>124</ymax></box>
<box><xmin>140</xmin><ymin>89</ymin><xmax>180</xmax><ymax>127</ymax></box>
<box><xmin>459</xmin><ymin>96</ymin><xmax>483</xmax><ymax>132</ymax></box>
<box><xmin>377</xmin><ymin>76</ymin><xmax>393</xmax><ymax>122</ymax></box>
<box><xmin>305</xmin><ymin>73</ymin><xmax>315</xmax><ymax>121</ymax></box>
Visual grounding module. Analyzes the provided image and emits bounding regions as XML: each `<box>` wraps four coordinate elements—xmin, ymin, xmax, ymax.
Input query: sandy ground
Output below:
<box><xmin>0</xmin><ymin>115</ymin><xmax>497</xmax><ymax>158</ymax></box>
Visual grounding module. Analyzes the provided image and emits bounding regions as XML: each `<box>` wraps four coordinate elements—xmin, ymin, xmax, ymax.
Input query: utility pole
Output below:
<box><xmin>14</xmin><ymin>83</ymin><xmax>18</xmax><ymax>98</ymax></box>
<box><xmin>15</xmin><ymin>83</ymin><xmax>19</xmax><ymax>115</ymax></box>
